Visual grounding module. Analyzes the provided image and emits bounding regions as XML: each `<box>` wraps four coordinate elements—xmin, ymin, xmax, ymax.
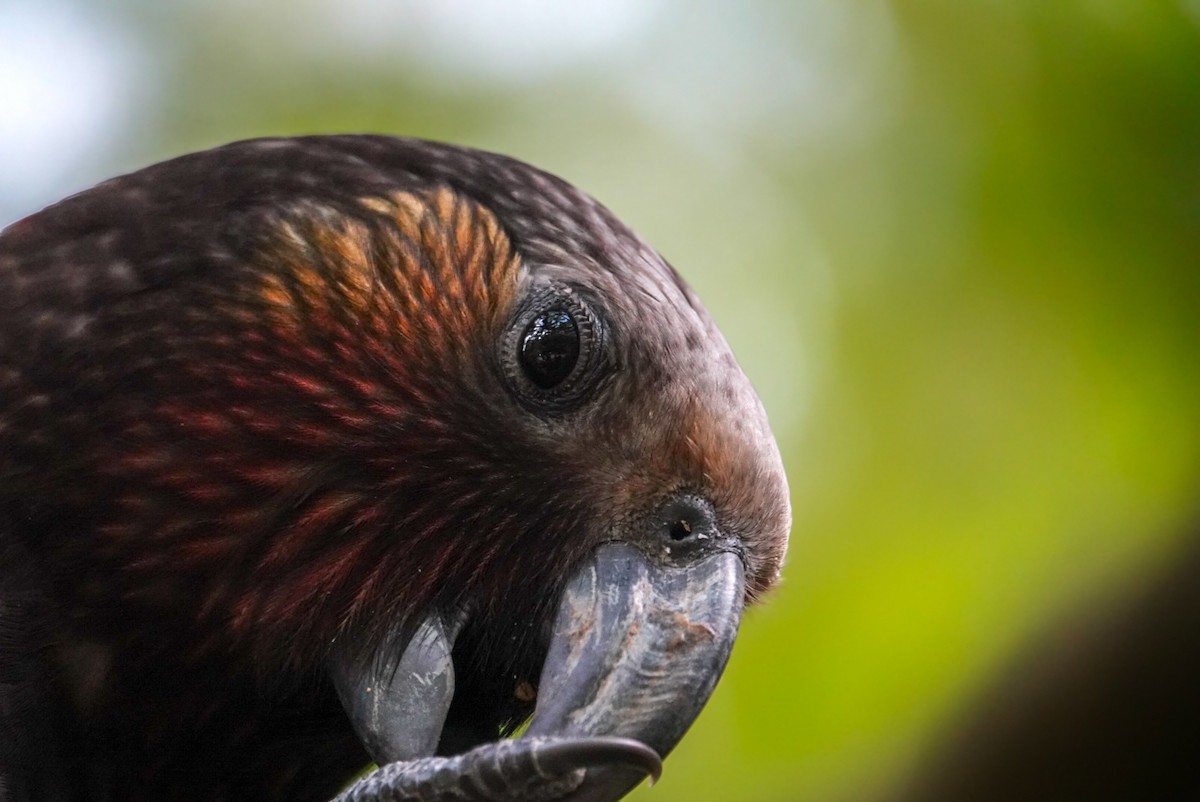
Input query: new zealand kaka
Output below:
<box><xmin>0</xmin><ymin>136</ymin><xmax>790</xmax><ymax>802</ymax></box>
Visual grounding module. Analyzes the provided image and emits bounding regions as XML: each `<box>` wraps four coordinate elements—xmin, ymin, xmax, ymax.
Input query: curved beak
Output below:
<box><xmin>524</xmin><ymin>542</ymin><xmax>744</xmax><ymax>799</ymax></box>
<box><xmin>329</xmin><ymin>541</ymin><xmax>745</xmax><ymax>802</ymax></box>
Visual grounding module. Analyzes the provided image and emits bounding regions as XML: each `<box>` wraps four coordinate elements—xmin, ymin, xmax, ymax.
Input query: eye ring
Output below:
<box><xmin>500</xmin><ymin>283</ymin><xmax>608</xmax><ymax>413</ymax></box>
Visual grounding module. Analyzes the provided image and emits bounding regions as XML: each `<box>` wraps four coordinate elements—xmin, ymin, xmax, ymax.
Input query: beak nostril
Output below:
<box><xmin>669</xmin><ymin>519</ymin><xmax>693</xmax><ymax>541</ymax></box>
<box><xmin>658</xmin><ymin>495</ymin><xmax>717</xmax><ymax>545</ymax></box>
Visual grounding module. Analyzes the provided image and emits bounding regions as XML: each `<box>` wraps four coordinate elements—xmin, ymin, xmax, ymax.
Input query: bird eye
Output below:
<box><xmin>520</xmin><ymin>309</ymin><xmax>579</xmax><ymax>389</ymax></box>
<box><xmin>501</xmin><ymin>285</ymin><xmax>607</xmax><ymax>412</ymax></box>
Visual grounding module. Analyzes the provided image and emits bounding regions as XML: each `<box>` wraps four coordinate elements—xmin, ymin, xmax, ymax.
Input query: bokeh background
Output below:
<box><xmin>3</xmin><ymin>2</ymin><xmax>1199</xmax><ymax>800</ymax></box>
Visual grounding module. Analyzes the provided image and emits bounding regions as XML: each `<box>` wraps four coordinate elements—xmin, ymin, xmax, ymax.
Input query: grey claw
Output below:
<box><xmin>528</xmin><ymin>737</ymin><xmax>662</xmax><ymax>785</ymax></box>
<box><xmin>331</xmin><ymin>736</ymin><xmax>661</xmax><ymax>802</ymax></box>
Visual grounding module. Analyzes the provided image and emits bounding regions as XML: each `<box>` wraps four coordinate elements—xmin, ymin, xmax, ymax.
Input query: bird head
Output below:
<box><xmin>0</xmin><ymin>136</ymin><xmax>789</xmax><ymax>800</ymax></box>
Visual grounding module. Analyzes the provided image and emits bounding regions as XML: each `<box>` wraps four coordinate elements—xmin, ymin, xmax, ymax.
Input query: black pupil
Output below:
<box><xmin>520</xmin><ymin>308</ymin><xmax>580</xmax><ymax>389</ymax></box>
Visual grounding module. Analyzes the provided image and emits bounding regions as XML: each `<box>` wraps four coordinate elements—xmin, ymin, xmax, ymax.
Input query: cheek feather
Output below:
<box><xmin>252</xmin><ymin>187</ymin><xmax>518</xmax><ymax>378</ymax></box>
<box><xmin>83</xmin><ymin>188</ymin><xmax>527</xmax><ymax>666</ymax></box>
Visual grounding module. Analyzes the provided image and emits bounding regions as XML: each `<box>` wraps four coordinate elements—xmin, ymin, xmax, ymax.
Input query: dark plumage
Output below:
<box><xmin>0</xmin><ymin>136</ymin><xmax>789</xmax><ymax>801</ymax></box>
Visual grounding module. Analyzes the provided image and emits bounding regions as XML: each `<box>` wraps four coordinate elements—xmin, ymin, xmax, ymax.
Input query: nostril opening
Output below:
<box><xmin>657</xmin><ymin>494</ymin><xmax>716</xmax><ymax>546</ymax></box>
<box><xmin>669</xmin><ymin>518</ymin><xmax>693</xmax><ymax>541</ymax></box>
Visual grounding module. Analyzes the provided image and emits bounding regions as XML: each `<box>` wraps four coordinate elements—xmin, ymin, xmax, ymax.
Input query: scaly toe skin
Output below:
<box><xmin>332</xmin><ymin>737</ymin><xmax>662</xmax><ymax>802</ymax></box>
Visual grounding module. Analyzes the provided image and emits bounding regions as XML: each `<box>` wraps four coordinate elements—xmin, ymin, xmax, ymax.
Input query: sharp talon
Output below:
<box><xmin>531</xmin><ymin>736</ymin><xmax>663</xmax><ymax>784</ymax></box>
<box><xmin>331</xmin><ymin>737</ymin><xmax>663</xmax><ymax>802</ymax></box>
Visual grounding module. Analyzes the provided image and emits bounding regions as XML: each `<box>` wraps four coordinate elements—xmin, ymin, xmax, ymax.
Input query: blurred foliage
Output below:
<box><xmin>4</xmin><ymin>1</ymin><xmax>1200</xmax><ymax>800</ymax></box>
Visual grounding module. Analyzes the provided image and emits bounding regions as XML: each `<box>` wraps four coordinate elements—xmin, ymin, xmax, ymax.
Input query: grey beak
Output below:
<box><xmin>329</xmin><ymin>612</ymin><xmax>462</xmax><ymax>766</ymax></box>
<box><xmin>329</xmin><ymin>542</ymin><xmax>745</xmax><ymax>802</ymax></box>
<box><xmin>525</xmin><ymin>541</ymin><xmax>745</xmax><ymax>800</ymax></box>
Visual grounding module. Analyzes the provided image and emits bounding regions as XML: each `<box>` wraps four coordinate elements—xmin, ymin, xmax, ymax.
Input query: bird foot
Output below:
<box><xmin>332</xmin><ymin>736</ymin><xmax>661</xmax><ymax>802</ymax></box>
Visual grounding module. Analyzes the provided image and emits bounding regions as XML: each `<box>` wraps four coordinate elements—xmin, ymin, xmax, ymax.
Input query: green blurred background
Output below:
<box><xmin>3</xmin><ymin>2</ymin><xmax>1199</xmax><ymax>800</ymax></box>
